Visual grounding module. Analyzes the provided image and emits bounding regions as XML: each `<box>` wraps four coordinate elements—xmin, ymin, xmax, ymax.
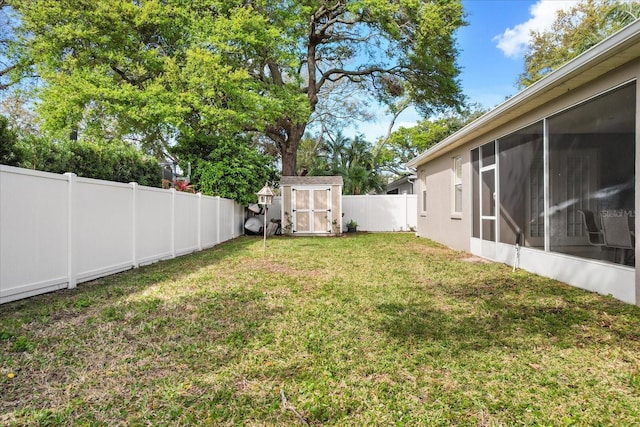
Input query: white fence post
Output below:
<box><xmin>197</xmin><ymin>193</ymin><xmax>203</xmax><ymax>251</ymax></box>
<box><xmin>64</xmin><ymin>172</ymin><xmax>77</xmax><ymax>289</ymax></box>
<box><xmin>216</xmin><ymin>196</ymin><xmax>221</xmax><ymax>245</ymax></box>
<box><xmin>130</xmin><ymin>182</ymin><xmax>139</xmax><ymax>268</ymax></box>
<box><xmin>171</xmin><ymin>188</ymin><xmax>176</xmax><ymax>259</ymax></box>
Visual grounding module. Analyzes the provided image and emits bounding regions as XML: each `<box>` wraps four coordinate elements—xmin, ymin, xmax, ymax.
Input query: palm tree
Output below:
<box><xmin>301</xmin><ymin>129</ymin><xmax>385</xmax><ymax>195</ymax></box>
<box><xmin>605</xmin><ymin>1</ymin><xmax>640</xmax><ymax>31</ymax></box>
<box><xmin>322</xmin><ymin>131</ymin><xmax>350</xmax><ymax>171</ymax></box>
<box><xmin>345</xmin><ymin>135</ymin><xmax>373</xmax><ymax>169</ymax></box>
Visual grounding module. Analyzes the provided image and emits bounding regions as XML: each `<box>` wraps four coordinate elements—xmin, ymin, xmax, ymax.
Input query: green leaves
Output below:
<box><xmin>519</xmin><ymin>0</ymin><xmax>640</xmax><ymax>88</ymax></box>
<box><xmin>379</xmin><ymin>105</ymin><xmax>487</xmax><ymax>175</ymax></box>
<box><xmin>12</xmin><ymin>0</ymin><xmax>466</xmax><ymax>176</ymax></box>
<box><xmin>297</xmin><ymin>132</ymin><xmax>385</xmax><ymax>195</ymax></box>
<box><xmin>10</xmin><ymin>136</ymin><xmax>162</xmax><ymax>186</ymax></box>
<box><xmin>177</xmin><ymin>134</ymin><xmax>277</xmax><ymax>205</ymax></box>
<box><xmin>0</xmin><ymin>115</ymin><xmax>20</xmax><ymax>165</ymax></box>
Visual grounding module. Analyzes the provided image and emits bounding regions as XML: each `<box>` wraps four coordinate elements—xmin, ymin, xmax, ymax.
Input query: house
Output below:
<box><xmin>407</xmin><ymin>20</ymin><xmax>640</xmax><ymax>305</ymax></box>
<box><xmin>386</xmin><ymin>174</ymin><xmax>417</xmax><ymax>194</ymax></box>
<box><xmin>279</xmin><ymin>176</ymin><xmax>343</xmax><ymax>235</ymax></box>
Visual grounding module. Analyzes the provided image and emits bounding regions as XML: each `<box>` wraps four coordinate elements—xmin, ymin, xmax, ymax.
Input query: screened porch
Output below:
<box><xmin>472</xmin><ymin>82</ymin><xmax>636</xmax><ymax>268</ymax></box>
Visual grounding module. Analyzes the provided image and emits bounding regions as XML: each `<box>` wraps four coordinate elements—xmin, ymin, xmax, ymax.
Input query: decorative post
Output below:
<box><xmin>256</xmin><ymin>183</ymin><xmax>274</xmax><ymax>250</ymax></box>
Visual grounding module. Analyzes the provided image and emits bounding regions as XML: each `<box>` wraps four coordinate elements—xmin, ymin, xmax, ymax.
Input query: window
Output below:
<box><xmin>453</xmin><ymin>156</ymin><xmax>462</xmax><ymax>214</ymax></box>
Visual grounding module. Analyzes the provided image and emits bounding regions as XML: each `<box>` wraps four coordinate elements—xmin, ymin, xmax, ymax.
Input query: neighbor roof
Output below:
<box><xmin>280</xmin><ymin>176</ymin><xmax>344</xmax><ymax>186</ymax></box>
<box><xmin>407</xmin><ymin>19</ymin><xmax>640</xmax><ymax>169</ymax></box>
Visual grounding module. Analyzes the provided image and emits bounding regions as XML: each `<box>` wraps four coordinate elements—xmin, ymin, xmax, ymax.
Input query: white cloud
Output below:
<box><xmin>344</xmin><ymin>107</ymin><xmax>421</xmax><ymax>142</ymax></box>
<box><xmin>394</xmin><ymin>121</ymin><xmax>419</xmax><ymax>130</ymax></box>
<box><xmin>494</xmin><ymin>0</ymin><xmax>580</xmax><ymax>59</ymax></box>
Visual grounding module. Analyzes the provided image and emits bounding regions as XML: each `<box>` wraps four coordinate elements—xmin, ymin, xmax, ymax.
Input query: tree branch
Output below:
<box><xmin>0</xmin><ymin>63</ymin><xmax>16</xmax><ymax>77</ymax></box>
<box><xmin>317</xmin><ymin>65</ymin><xmax>402</xmax><ymax>91</ymax></box>
<box><xmin>0</xmin><ymin>64</ymin><xmax>16</xmax><ymax>90</ymax></box>
<box><xmin>110</xmin><ymin>65</ymin><xmax>151</xmax><ymax>88</ymax></box>
<box><xmin>111</xmin><ymin>65</ymin><xmax>133</xmax><ymax>84</ymax></box>
<box><xmin>373</xmin><ymin>100</ymin><xmax>409</xmax><ymax>159</ymax></box>
<box><xmin>267</xmin><ymin>61</ymin><xmax>284</xmax><ymax>86</ymax></box>
<box><xmin>315</xmin><ymin>15</ymin><xmax>360</xmax><ymax>39</ymax></box>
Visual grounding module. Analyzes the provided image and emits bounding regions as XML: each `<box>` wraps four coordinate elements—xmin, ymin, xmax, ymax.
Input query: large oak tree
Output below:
<box><xmin>13</xmin><ymin>0</ymin><xmax>465</xmax><ymax>175</ymax></box>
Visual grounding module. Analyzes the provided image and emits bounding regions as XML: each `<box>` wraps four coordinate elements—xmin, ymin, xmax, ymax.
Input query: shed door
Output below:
<box><xmin>293</xmin><ymin>187</ymin><xmax>332</xmax><ymax>233</ymax></box>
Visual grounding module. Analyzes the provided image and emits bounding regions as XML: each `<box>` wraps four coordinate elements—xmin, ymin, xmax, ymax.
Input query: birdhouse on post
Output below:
<box><xmin>256</xmin><ymin>183</ymin><xmax>274</xmax><ymax>250</ymax></box>
<box><xmin>257</xmin><ymin>183</ymin><xmax>274</xmax><ymax>206</ymax></box>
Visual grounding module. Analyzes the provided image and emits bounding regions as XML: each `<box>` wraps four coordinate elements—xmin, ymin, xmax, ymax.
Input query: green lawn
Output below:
<box><xmin>2</xmin><ymin>233</ymin><xmax>640</xmax><ymax>426</ymax></box>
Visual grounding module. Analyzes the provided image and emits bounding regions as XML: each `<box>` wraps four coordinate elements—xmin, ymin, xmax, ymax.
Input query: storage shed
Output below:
<box><xmin>280</xmin><ymin>176</ymin><xmax>343</xmax><ymax>235</ymax></box>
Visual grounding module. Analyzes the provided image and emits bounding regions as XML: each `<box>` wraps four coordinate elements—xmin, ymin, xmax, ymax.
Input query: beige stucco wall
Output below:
<box><xmin>416</xmin><ymin>148</ymin><xmax>471</xmax><ymax>251</ymax></box>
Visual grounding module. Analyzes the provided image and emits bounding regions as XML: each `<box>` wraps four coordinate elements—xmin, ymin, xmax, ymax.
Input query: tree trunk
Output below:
<box><xmin>266</xmin><ymin>119</ymin><xmax>307</xmax><ymax>176</ymax></box>
<box><xmin>266</xmin><ymin>6</ymin><xmax>325</xmax><ymax>176</ymax></box>
<box><xmin>279</xmin><ymin>122</ymin><xmax>306</xmax><ymax>176</ymax></box>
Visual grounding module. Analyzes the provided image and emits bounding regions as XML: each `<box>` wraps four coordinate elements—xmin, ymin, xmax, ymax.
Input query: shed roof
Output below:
<box><xmin>407</xmin><ymin>19</ymin><xmax>640</xmax><ymax>168</ymax></box>
<box><xmin>280</xmin><ymin>176</ymin><xmax>343</xmax><ymax>186</ymax></box>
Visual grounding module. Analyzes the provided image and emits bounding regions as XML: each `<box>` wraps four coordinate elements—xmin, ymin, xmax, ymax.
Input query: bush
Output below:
<box><xmin>7</xmin><ymin>132</ymin><xmax>162</xmax><ymax>187</ymax></box>
<box><xmin>0</xmin><ymin>115</ymin><xmax>22</xmax><ymax>166</ymax></box>
<box><xmin>175</xmin><ymin>134</ymin><xmax>277</xmax><ymax>205</ymax></box>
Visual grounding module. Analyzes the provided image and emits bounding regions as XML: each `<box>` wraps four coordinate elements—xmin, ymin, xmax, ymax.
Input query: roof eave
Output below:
<box><xmin>407</xmin><ymin>20</ymin><xmax>640</xmax><ymax>169</ymax></box>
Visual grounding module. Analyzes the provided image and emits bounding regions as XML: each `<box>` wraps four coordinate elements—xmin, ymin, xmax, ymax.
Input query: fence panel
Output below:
<box><xmin>270</xmin><ymin>194</ymin><xmax>416</xmax><ymax>232</ymax></box>
<box><xmin>341</xmin><ymin>194</ymin><xmax>417</xmax><ymax>232</ymax></box>
<box><xmin>174</xmin><ymin>191</ymin><xmax>200</xmax><ymax>256</ymax></box>
<box><xmin>0</xmin><ymin>166</ymin><xmax>69</xmax><ymax>302</ymax></box>
<box><xmin>235</xmin><ymin>203</ymin><xmax>245</xmax><ymax>236</ymax></box>
<box><xmin>342</xmin><ymin>196</ymin><xmax>368</xmax><ymax>229</ymax></box>
<box><xmin>136</xmin><ymin>186</ymin><xmax>173</xmax><ymax>265</ymax></box>
<box><xmin>265</xmin><ymin>196</ymin><xmax>282</xmax><ymax>224</ymax></box>
<box><xmin>201</xmin><ymin>196</ymin><xmax>219</xmax><ymax>249</ymax></box>
<box><xmin>74</xmin><ymin>177</ymin><xmax>134</xmax><ymax>283</ymax></box>
<box><xmin>1</xmin><ymin>166</ymin><xmax>244</xmax><ymax>304</ymax></box>
<box><xmin>219</xmin><ymin>198</ymin><xmax>234</xmax><ymax>242</ymax></box>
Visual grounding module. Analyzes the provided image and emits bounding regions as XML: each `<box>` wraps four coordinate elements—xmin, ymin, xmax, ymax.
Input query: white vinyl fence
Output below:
<box><xmin>0</xmin><ymin>165</ymin><xmax>244</xmax><ymax>304</ymax></box>
<box><xmin>342</xmin><ymin>194</ymin><xmax>416</xmax><ymax>232</ymax></box>
<box><xmin>265</xmin><ymin>194</ymin><xmax>417</xmax><ymax>232</ymax></box>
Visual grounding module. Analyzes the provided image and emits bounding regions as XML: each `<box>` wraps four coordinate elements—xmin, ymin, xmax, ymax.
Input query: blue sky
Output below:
<box><xmin>354</xmin><ymin>0</ymin><xmax>581</xmax><ymax>141</ymax></box>
<box><xmin>458</xmin><ymin>0</ymin><xmax>539</xmax><ymax>108</ymax></box>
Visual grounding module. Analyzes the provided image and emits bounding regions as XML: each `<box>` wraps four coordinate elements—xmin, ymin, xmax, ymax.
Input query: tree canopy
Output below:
<box><xmin>0</xmin><ymin>114</ymin><xmax>19</xmax><ymax>164</ymax></box>
<box><xmin>519</xmin><ymin>0</ymin><xmax>640</xmax><ymax>88</ymax></box>
<box><xmin>12</xmin><ymin>0</ymin><xmax>466</xmax><ymax>176</ymax></box>
<box><xmin>374</xmin><ymin>104</ymin><xmax>485</xmax><ymax>176</ymax></box>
